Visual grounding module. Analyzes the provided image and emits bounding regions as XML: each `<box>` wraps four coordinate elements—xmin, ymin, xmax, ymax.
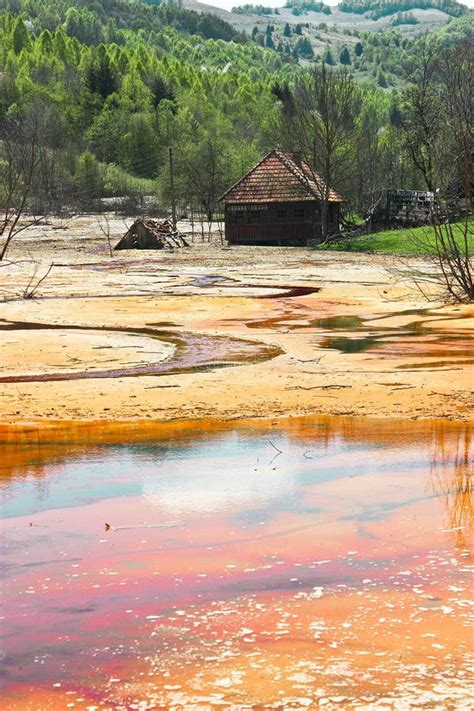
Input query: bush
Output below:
<box><xmin>74</xmin><ymin>150</ymin><xmax>104</xmax><ymax>202</ymax></box>
<box><xmin>103</xmin><ymin>163</ymin><xmax>157</xmax><ymax>198</ymax></box>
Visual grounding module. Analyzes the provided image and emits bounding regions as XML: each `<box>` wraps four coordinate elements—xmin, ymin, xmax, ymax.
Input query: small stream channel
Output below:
<box><xmin>0</xmin><ymin>319</ymin><xmax>283</xmax><ymax>383</ymax></box>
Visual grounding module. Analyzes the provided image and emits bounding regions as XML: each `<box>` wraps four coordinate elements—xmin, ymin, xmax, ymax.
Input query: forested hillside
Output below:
<box><xmin>1</xmin><ymin>0</ymin><xmax>248</xmax><ymax>42</ymax></box>
<box><xmin>338</xmin><ymin>1</ymin><xmax>467</xmax><ymax>18</ymax></box>
<box><xmin>225</xmin><ymin>0</ymin><xmax>472</xmax><ymax>85</ymax></box>
<box><xmin>0</xmin><ymin>0</ymin><xmax>472</xmax><ymax>221</ymax></box>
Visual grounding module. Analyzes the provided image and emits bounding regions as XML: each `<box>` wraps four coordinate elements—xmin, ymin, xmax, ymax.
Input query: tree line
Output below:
<box><xmin>0</xmin><ymin>2</ymin><xmax>472</xmax><ymax>241</ymax></box>
<box><xmin>338</xmin><ymin>0</ymin><xmax>467</xmax><ymax>18</ymax></box>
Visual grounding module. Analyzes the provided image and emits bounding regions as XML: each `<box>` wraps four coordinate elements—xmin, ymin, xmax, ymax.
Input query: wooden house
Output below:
<box><xmin>218</xmin><ymin>149</ymin><xmax>343</xmax><ymax>246</ymax></box>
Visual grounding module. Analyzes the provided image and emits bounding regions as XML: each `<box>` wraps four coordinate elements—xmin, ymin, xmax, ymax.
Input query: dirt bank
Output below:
<box><xmin>0</xmin><ymin>215</ymin><xmax>472</xmax><ymax>427</ymax></box>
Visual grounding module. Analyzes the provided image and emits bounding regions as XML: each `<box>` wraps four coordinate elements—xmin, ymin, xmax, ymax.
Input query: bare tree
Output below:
<box><xmin>0</xmin><ymin>116</ymin><xmax>44</xmax><ymax>261</ymax></box>
<box><xmin>422</xmin><ymin>40</ymin><xmax>473</xmax><ymax>303</ymax></box>
<box><xmin>430</xmin><ymin>215</ymin><xmax>473</xmax><ymax>302</ymax></box>
<box><xmin>98</xmin><ymin>212</ymin><xmax>114</xmax><ymax>257</ymax></box>
<box><xmin>399</xmin><ymin>37</ymin><xmax>445</xmax><ymax>193</ymax></box>
<box><xmin>438</xmin><ymin>39</ymin><xmax>473</xmax><ymax>210</ymax></box>
<box><xmin>22</xmin><ymin>261</ymin><xmax>55</xmax><ymax>299</ymax></box>
<box><xmin>393</xmin><ymin>37</ymin><xmax>473</xmax><ymax>303</ymax></box>
<box><xmin>186</xmin><ymin>137</ymin><xmax>228</xmax><ymax>239</ymax></box>
<box><xmin>389</xmin><ymin>212</ymin><xmax>473</xmax><ymax>304</ymax></box>
<box><xmin>275</xmin><ymin>64</ymin><xmax>361</xmax><ymax>240</ymax></box>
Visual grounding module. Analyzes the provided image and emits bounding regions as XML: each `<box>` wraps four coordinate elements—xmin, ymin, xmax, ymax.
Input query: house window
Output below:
<box><xmin>227</xmin><ymin>204</ymin><xmax>270</xmax><ymax>225</ymax></box>
<box><xmin>293</xmin><ymin>206</ymin><xmax>306</xmax><ymax>221</ymax></box>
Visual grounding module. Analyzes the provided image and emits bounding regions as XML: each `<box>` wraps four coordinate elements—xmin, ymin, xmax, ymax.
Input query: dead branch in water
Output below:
<box><xmin>267</xmin><ymin>439</ymin><xmax>283</xmax><ymax>454</ymax></box>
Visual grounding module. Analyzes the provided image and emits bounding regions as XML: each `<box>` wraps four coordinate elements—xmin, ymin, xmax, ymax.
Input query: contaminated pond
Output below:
<box><xmin>0</xmin><ymin>416</ymin><xmax>472</xmax><ymax>710</ymax></box>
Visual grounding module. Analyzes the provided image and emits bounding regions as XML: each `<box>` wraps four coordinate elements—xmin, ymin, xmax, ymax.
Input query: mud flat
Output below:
<box><xmin>0</xmin><ymin>216</ymin><xmax>472</xmax><ymax>427</ymax></box>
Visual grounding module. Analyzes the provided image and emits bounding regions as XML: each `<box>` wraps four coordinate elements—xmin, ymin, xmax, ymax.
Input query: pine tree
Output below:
<box><xmin>283</xmin><ymin>23</ymin><xmax>291</xmax><ymax>38</ymax></box>
<box><xmin>38</xmin><ymin>30</ymin><xmax>53</xmax><ymax>56</ymax></box>
<box><xmin>377</xmin><ymin>70</ymin><xmax>387</xmax><ymax>88</ymax></box>
<box><xmin>389</xmin><ymin>102</ymin><xmax>403</xmax><ymax>127</ymax></box>
<box><xmin>265</xmin><ymin>35</ymin><xmax>274</xmax><ymax>49</ymax></box>
<box><xmin>324</xmin><ymin>47</ymin><xmax>334</xmax><ymax>66</ymax></box>
<box><xmin>354</xmin><ymin>42</ymin><xmax>363</xmax><ymax>57</ymax></box>
<box><xmin>12</xmin><ymin>17</ymin><xmax>31</xmax><ymax>55</ymax></box>
<box><xmin>87</xmin><ymin>46</ymin><xmax>118</xmax><ymax>100</ymax></box>
<box><xmin>340</xmin><ymin>47</ymin><xmax>351</xmax><ymax>65</ymax></box>
<box><xmin>53</xmin><ymin>27</ymin><xmax>71</xmax><ymax>63</ymax></box>
<box><xmin>299</xmin><ymin>38</ymin><xmax>314</xmax><ymax>58</ymax></box>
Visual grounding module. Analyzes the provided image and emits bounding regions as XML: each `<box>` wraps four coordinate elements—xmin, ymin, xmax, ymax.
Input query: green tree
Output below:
<box><xmin>87</xmin><ymin>46</ymin><xmax>118</xmax><ymax>100</ymax></box>
<box><xmin>74</xmin><ymin>150</ymin><xmax>104</xmax><ymax>200</ymax></box>
<box><xmin>377</xmin><ymin>70</ymin><xmax>388</xmax><ymax>87</ymax></box>
<box><xmin>324</xmin><ymin>47</ymin><xmax>335</xmax><ymax>65</ymax></box>
<box><xmin>299</xmin><ymin>38</ymin><xmax>314</xmax><ymax>58</ymax></box>
<box><xmin>340</xmin><ymin>47</ymin><xmax>351</xmax><ymax>65</ymax></box>
<box><xmin>121</xmin><ymin>113</ymin><xmax>160</xmax><ymax>177</ymax></box>
<box><xmin>86</xmin><ymin>104</ymin><xmax>126</xmax><ymax>163</ymax></box>
<box><xmin>12</xmin><ymin>17</ymin><xmax>31</xmax><ymax>55</ymax></box>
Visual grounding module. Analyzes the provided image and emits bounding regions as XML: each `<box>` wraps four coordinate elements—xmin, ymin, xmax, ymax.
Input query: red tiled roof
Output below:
<box><xmin>219</xmin><ymin>149</ymin><xmax>343</xmax><ymax>204</ymax></box>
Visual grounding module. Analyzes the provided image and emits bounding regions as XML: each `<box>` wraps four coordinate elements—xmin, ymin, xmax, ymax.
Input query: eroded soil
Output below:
<box><xmin>0</xmin><ymin>215</ymin><xmax>472</xmax><ymax>426</ymax></box>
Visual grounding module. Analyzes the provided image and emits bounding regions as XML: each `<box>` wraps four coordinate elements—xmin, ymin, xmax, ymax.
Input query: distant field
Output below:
<box><xmin>321</xmin><ymin>221</ymin><xmax>474</xmax><ymax>254</ymax></box>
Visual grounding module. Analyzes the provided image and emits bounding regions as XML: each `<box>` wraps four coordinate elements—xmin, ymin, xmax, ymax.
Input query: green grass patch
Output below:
<box><xmin>320</xmin><ymin>221</ymin><xmax>474</xmax><ymax>255</ymax></box>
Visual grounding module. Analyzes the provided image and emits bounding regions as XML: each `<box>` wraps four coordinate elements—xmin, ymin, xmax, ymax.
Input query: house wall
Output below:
<box><xmin>224</xmin><ymin>201</ymin><xmax>339</xmax><ymax>246</ymax></box>
<box><xmin>224</xmin><ymin>202</ymin><xmax>309</xmax><ymax>246</ymax></box>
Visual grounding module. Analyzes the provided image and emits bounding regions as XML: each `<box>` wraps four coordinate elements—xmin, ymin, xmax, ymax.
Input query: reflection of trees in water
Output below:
<box><xmin>430</xmin><ymin>424</ymin><xmax>472</xmax><ymax>548</ymax></box>
<box><xmin>1</xmin><ymin>443</ymin><xmax>66</xmax><ymax>483</ymax></box>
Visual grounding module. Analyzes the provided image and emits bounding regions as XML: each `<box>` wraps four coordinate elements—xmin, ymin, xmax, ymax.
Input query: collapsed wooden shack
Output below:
<box><xmin>366</xmin><ymin>189</ymin><xmax>434</xmax><ymax>231</ymax></box>
<box><xmin>114</xmin><ymin>219</ymin><xmax>189</xmax><ymax>250</ymax></box>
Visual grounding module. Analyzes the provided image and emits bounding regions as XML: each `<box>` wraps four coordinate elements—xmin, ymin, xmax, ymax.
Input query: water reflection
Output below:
<box><xmin>0</xmin><ymin>416</ymin><xmax>472</xmax><ymax>708</ymax></box>
<box><xmin>142</xmin><ymin>442</ymin><xmax>298</xmax><ymax>515</ymax></box>
<box><xmin>429</xmin><ymin>424</ymin><xmax>473</xmax><ymax>547</ymax></box>
<box><xmin>1</xmin><ymin>417</ymin><xmax>472</xmax><ymax>525</ymax></box>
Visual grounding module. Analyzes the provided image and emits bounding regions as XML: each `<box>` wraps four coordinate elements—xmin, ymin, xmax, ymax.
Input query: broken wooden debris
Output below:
<box><xmin>366</xmin><ymin>188</ymin><xmax>435</xmax><ymax>230</ymax></box>
<box><xmin>114</xmin><ymin>218</ymin><xmax>189</xmax><ymax>251</ymax></box>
